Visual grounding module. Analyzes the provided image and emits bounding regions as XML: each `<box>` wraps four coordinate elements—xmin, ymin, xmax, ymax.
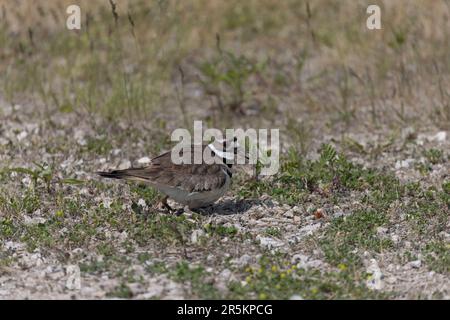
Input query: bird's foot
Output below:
<box><xmin>173</xmin><ymin>208</ymin><xmax>185</xmax><ymax>216</ymax></box>
<box><xmin>157</xmin><ymin>197</ymin><xmax>185</xmax><ymax>215</ymax></box>
<box><xmin>158</xmin><ymin>196</ymin><xmax>173</xmax><ymax>213</ymax></box>
<box><xmin>188</xmin><ymin>204</ymin><xmax>214</xmax><ymax>215</ymax></box>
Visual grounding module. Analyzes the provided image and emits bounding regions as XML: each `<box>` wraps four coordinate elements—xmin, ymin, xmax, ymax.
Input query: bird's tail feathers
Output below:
<box><xmin>96</xmin><ymin>168</ymin><xmax>149</xmax><ymax>183</ymax></box>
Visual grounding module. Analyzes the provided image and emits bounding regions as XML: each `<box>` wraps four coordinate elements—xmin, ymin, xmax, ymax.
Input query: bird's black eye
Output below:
<box><xmin>211</xmin><ymin>150</ymin><xmax>215</xmax><ymax>157</ymax></box>
<box><xmin>233</xmin><ymin>136</ymin><xmax>237</xmax><ymax>142</ymax></box>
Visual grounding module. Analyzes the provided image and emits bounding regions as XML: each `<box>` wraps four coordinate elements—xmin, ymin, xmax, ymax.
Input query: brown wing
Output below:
<box><xmin>99</xmin><ymin>145</ymin><xmax>229</xmax><ymax>192</ymax></box>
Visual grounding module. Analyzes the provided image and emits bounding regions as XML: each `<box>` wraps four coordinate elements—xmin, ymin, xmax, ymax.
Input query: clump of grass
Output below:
<box><xmin>402</xmin><ymin>187</ymin><xmax>448</xmax><ymax>236</ymax></box>
<box><xmin>107</xmin><ymin>283</ymin><xmax>134</xmax><ymax>299</ymax></box>
<box><xmin>264</xmin><ymin>227</ymin><xmax>282</xmax><ymax>238</ymax></box>
<box><xmin>238</xmin><ymin>144</ymin><xmax>381</xmax><ymax>204</ymax></box>
<box><xmin>318</xmin><ymin>210</ymin><xmax>393</xmax><ymax>268</ymax></box>
<box><xmin>169</xmin><ymin>261</ymin><xmax>220</xmax><ymax>299</ymax></box>
<box><xmin>423</xmin><ymin>241</ymin><xmax>450</xmax><ymax>275</ymax></box>
<box><xmin>198</xmin><ymin>35</ymin><xmax>265</xmax><ymax>117</ymax></box>
<box><xmin>203</xmin><ymin>223</ymin><xmax>238</xmax><ymax>238</ymax></box>
<box><xmin>7</xmin><ymin>163</ymin><xmax>54</xmax><ymax>192</ymax></box>
<box><xmin>228</xmin><ymin>255</ymin><xmax>388</xmax><ymax>299</ymax></box>
<box><xmin>423</xmin><ymin>148</ymin><xmax>444</xmax><ymax>165</ymax></box>
<box><xmin>84</xmin><ymin>136</ymin><xmax>113</xmax><ymax>156</ymax></box>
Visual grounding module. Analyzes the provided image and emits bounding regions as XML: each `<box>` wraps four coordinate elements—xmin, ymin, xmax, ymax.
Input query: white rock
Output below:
<box><xmin>71</xmin><ymin>248</ymin><xmax>83</xmax><ymax>255</ymax></box>
<box><xmin>391</xmin><ymin>234</ymin><xmax>400</xmax><ymax>244</ymax></box>
<box><xmin>190</xmin><ymin>229</ymin><xmax>205</xmax><ymax>244</ymax></box>
<box><xmin>79</xmin><ymin>188</ymin><xmax>90</xmax><ymax>195</ymax></box>
<box><xmin>256</xmin><ymin>235</ymin><xmax>284</xmax><ymax>250</ymax></box>
<box><xmin>291</xmin><ymin>253</ymin><xmax>309</xmax><ymax>265</ymax></box>
<box><xmin>0</xmin><ymin>137</ymin><xmax>8</xmax><ymax>145</ymax></box>
<box><xmin>234</xmin><ymin>254</ymin><xmax>252</xmax><ymax>267</ymax></box>
<box><xmin>74</xmin><ymin>130</ymin><xmax>87</xmax><ymax>146</ymax></box>
<box><xmin>16</xmin><ymin>131</ymin><xmax>28</xmax><ymax>141</ymax></box>
<box><xmin>23</xmin><ymin>216</ymin><xmax>47</xmax><ymax>226</ymax></box>
<box><xmin>218</xmin><ymin>269</ymin><xmax>232</xmax><ymax>281</ymax></box>
<box><xmin>406</xmin><ymin>260</ymin><xmax>421</xmax><ymax>269</ymax></box>
<box><xmin>0</xmin><ymin>290</ymin><xmax>10</xmax><ymax>296</ymax></box>
<box><xmin>21</xmin><ymin>176</ymin><xmax>32</xmax><ymax>187</ymax></box>
<box><xmin>376</xmin><ymin>227</ymin><xmax>388</xmax><ymax>236</ymax></box>
<box><xmin>102</xmin><ymin>198</ymin><xmax>112</xmax><ymax>209</ymax></box>
<box><xmin>401</xmin><ymin>127</ymin><xmax>416</xmax><ymax>140</ymax></box>
<box><xmin>289</xmin><ymin>294</ymin><xmax>304</xmax><ymax>300</ymax></box>
<box><xmin>284</xmin><ymin>209</ymin><xmax>294</xmax><ymax>218</ymax></box>
<box><xmin>118</xmin><ymin>160</ymin><xmax>131</xmax><ymax>170</ymax></box>
<box><xmin>303</xmin><ymin>259</ymin><xmax>323</xmax><ymax>269</ymax></box>
<box><xmin>4</xmin><ymin>241</ymin><xmax>25</xmax><ymax>251</ymax></box>
<box><xmin>137</xmin><ymin>198</ymin><xmax>147</xmax><ymax>207</ymax></box>
<box><xmin>119</xmin><ymin>231</ymin><xmax>128</xmax><ymax>241</ymax></box>
<box><xmin>215</xmin><ymin>269</ymin><xmax>235</xmax><ymax>292</ymax></box>
<box><xmin>428</xmin><ymin>131</ymin><xmax>447</xmax><ymax>142</ymax></box>
<box><xmin>333</xmin><ymin>210</ymin><xmax>345</xmax><ymax>218</ymax></box>
<box><xmin>395</xmin><ymin>158</ymin><xmax>415</xmax><ymax>169</ymax></box>
<box><xmin>65</xmin><ymin>265</ymin><xmax>81</xmax><ymax>290</ymax></box>
<box><xmin>385</xmin><ymin>276</ymin><xmax>397</xmax><ymax>284</ymax></box>
<box><xmin>366</xmin><ymin>259</ymin><xmax>384</xmax><ymax>290</ymax></box>
<box><xmin>137</xmin><ymin>157</ymin><xmax>151</xmax><ymax>164</ymax></box>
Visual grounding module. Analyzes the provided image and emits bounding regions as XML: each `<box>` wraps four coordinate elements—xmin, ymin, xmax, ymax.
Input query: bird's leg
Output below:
<box><xmin>174</xmin><ymin>208</ymin><xmax>185</xmax><ymax>216</ymax></box>
<box><xmin>159</xmin><ymin>196</ymin><xmax>173</xmax><ymax>212</ymax></box>
<box><xmin>188</xmin><ymin>204</ymin><xmax>213</xmax><ymax>215</ymax></box>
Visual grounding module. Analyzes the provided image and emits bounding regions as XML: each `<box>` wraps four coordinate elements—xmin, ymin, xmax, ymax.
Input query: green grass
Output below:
<box><xmin>238</xmin><ymin>144</ymin><xmax>401</xmax><ymax>205</ymax></box>
<box><xmin>423</xmin><ymin>241</ymin><xmax>450</xmax><ymax>275</ymax></box>
<box><xmin>203</xmin><ymin>223</ymin><xmax>239</xmax><ymax>238</ymax></box>
<box><xmin>423</xmin><ymin>148</ymin><xmax>444</xmax><ymax>165</ymax></box>
<box><xmin>227</xmin><ymin>255</ymin><xmax>389</xmax><ymax>299</ymax></box>
<box><xmin>319</xmin><ymin>210</ymin><xmax>393</xmax><ymax>268</ymax></box>
<box><xmin>198</xmin><ymin>36</ymin><xmax>266</xmax><ymax>117</ymax></box>
<box><xmin>264</xmin><ymin>227</ymin><xmax>282</xmax><ymax>238</ymax></box>
<box><xmin>107</xmin><ymin>283</ymin><xmax>134</xmax><ymax>299</ymax></box>
<box><xmin>169</xmin><ymin>261</ymin><xmax>221</xmax><ymax>299</ymax></box>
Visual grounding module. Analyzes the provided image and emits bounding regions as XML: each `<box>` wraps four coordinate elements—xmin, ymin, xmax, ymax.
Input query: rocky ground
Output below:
<box><xmin>0</xmin><ymin>1</ymin><xmax>449</xmax><ymax>300</ymax></box>
<box><xmin>0</xmin><ymin>98</ymin><xmax>448</xmax><ymax>299</ymax></box>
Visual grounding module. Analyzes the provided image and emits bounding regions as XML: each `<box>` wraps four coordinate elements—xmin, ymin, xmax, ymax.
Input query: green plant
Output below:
<box><xmin>198</xmin><ymin>35</ymin><xmax>265</xmax><ymax>115</ymax></box>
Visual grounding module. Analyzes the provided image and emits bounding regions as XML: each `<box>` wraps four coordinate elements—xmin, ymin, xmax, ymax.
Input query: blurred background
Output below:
<box><xmin>1</xmin><ymin>1</ymin><xmax>448</xmax><ymax>143</ymax></box>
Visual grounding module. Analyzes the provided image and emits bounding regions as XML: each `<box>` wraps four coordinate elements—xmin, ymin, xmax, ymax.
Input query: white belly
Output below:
<box><xmin>155</xmin><ymin>170</ymin><xmax>231</xmax><ymax>209</ymax></box>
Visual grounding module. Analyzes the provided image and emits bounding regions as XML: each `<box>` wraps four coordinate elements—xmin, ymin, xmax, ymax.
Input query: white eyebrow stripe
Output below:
<box><xmin>208</xmin><ymin>143</ymin><xmax>234</xmax><ymax>160</ymax></box>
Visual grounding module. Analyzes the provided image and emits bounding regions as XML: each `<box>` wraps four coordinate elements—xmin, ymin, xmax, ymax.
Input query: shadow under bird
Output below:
<box><xmin>97</xmin><ymin>138</ymin><xmax>247</xmax><ymax>212</ymax></box>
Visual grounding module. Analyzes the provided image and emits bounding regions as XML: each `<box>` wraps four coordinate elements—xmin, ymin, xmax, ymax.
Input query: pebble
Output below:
<box><xmin>137</xmin><ymin>156</ymin><xmax>151</xmax><ymax>164</ymax></box>
<box><xmin>366</xmin><ymin>259</ymin><xmax>384</xmax><ymax>290</ymax></box>
<box><xmin>376</xmin><ymin>227</ymin><xmax>388</xmax><ymax>236</ymax></box>
<box><xmin>16</xmin><ymin>131</ymin><xmax>28</xmax><ymax>141</ymax></box>
<box><xmin>395</xmin><ymin>158</ymin><xmax>415</xmax><ymax>169</ymax></box>
<box><xmin>283</xmin><ymin>209</ymin><xmax>294</xmax><ymax>218</ymax></box>
<box><xmin>102</xmin><ymin>198</ymin><xmax>113</xmax><ymax>209</ymax></box>
<box><xmin>234</xmin><ymin>254</ymin><xmax>252</xmax><ymax>267</ymax></box>
<box><xmin>256</xmin><ymin>235</ymin><xmax>284</xmax><ymax>250</ymax></box>
<box><xmin>428</xmin><ymin>131</ymin><xmax>446</xmax><ymax>142</ymax></box>
<box><xmin>118</xmin><ymin>160</ymin><xmax>131</xmax><ymax>170</ymax></box>
<box><xmin>391</xmin><ymin>234</ymin><xmax>400</xmax><ymax>244</ymax></box>
<box><xmin>137</xmin><ymin>199</ymin><xmax>147</xmax><ymax>208</ymax></box>
<box><xmin>23</xmin><ymin>216</ymin><xmax>47</xmax><ymax>226</ymax></box>
<box><xmin>405</xmin><ymin>260</ymin><xmax>422</xmax><ymax>269</ymax></box>
<box><xmin>190</xmin><ymin>229</ymin><xmax>205</xmax><ymax>244</ymax></box>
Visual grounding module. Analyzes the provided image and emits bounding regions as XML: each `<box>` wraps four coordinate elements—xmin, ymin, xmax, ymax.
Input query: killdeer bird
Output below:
<box><xmin>97</xmin><ymin>138</ymin><xmax>246</xmax><ymax>212</ymax></box>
